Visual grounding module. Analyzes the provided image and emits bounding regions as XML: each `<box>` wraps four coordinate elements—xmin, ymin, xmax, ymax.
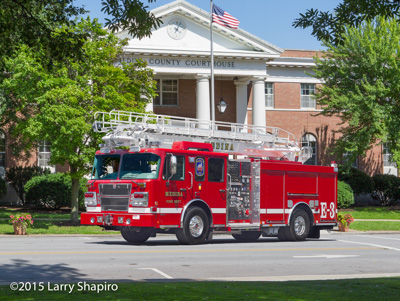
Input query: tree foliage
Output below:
<box><xmin>312</xmin><ymin>17</ymin><xmax>400</xmax><ymax>167</ymax></box>
<box><xmin>293</xmin><ymin>0</ymin><xmax>400</xmax><ymax>45</ymax></box>
<box><xmin>0</xmin><ymin>18</ymin><xmax>156</xmax><ymax>221</ymax></box>
<box><xmin>0</xmin><ymin>0</ymin><xmax>161</xmax><ymax>69</ymax></box>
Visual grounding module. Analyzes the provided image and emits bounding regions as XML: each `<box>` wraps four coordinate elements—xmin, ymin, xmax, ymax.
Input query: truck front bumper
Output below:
<box><xmin>81</xmin><ymin>212</ymin><xmax>156</xmax><ymax>228</ymax></box>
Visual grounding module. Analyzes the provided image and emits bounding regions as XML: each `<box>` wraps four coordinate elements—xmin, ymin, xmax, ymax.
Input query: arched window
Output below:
<box><xmin>0</xmin><ymin>131</ymin><xmax>5</xmax><ymax>178</ymax></box>
<box><xmin>301</xmin><ymin>133</ymin><xmax>317</xmax><ymax>165</ymax></box>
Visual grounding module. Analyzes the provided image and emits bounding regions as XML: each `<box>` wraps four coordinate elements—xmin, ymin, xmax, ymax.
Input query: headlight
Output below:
<box><xmin>84</xmin><ymin>192</ymin><xmax>97</xmax><ymax>206</ymax></box>
<box><xmin>130</xmin><ymin>192</ymin><xmax>148</xmax><ymax>207</ymax></box>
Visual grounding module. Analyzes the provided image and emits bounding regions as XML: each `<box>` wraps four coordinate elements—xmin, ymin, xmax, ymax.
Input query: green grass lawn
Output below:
<box><xmin>1</xmin><ymin>278</ymin><xmax>400</xmax><ymax>301</ymax></box>
<box><xmin>340</xmin><ymin>206</ymin><xmax>400</xmax><ymax>219</ymax></box>
<box><xmin>0</xmin><ymin>207</ymin><xmax>71</xmax><ymax>219</ymax></box>
<box><xmin>0</xmin><ymin>219</ymin><xmax>118</xmax><ymax>235</ymax></box>
<box><xmin>350</xmin><ymin>221</ymin><xmax>400</xmax><ymax>231</ymax></box>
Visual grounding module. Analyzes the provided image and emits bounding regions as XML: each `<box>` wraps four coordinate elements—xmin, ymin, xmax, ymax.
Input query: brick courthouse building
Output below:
<box><xmin>0</xmin><ymin>0</ymin><xmax>395</xmax><ymax>194</ymax></box>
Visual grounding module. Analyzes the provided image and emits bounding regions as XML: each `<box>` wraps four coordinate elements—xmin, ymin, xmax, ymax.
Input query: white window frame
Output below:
<box><xmin>383</xmin><ymin>142</ymin><xmax>398</xmax><ymax>176</ymax></box>
<box><xmin>265</xmin><ymin>82</ymin><xmax>274</xmax><ymax>108</ymax></box>
<box><xmin>154</xmin><ymin>79</ymin><xmax>179</xmax><ymax>107</ymax></box>
<box><xmin>301</xmin><ymin>133</ymin><xmax>317</xmax><ymax>165</ymax></box>
<box><xmin>38</xmin><ymin>140</ymin><xmax>55</xmax><ymax>172</ymax></box>
<box><xmin>301</xmin><ymin>83</ymin><xmax>316</xmax><ymax>109</ymax></box>
<box><xmin>383</xmin><ymin>143</ymin><xmax>396</xmax><ymax>167</ymax></box>
<box><xmin>0</xmin><ymin>131</ymin><xmax>5</xmax><ymax>178</ymax></box>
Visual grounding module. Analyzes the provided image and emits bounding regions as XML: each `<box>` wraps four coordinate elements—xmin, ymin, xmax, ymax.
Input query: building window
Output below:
<box><xmin>154</xmin><ymin>79</ymin><xmax>178</xmax><ymax>106</ymax></box>
<box><xmin>38</xmin><ymin>140</ymin><xmax>51</xmax><ymax>168</ymax></box>
<box><xmin>301</xmin><ymin>83</ymin><xmax>316</xmax><ymax>109</ymax></box>
<box><xmin>301</xmin><ymin>134</ymin><xmax>317</xmax><ymax>165</ymax></box>
<box><xmin>383</xmin><ymin>143</ymin><xmax>396</xmax><ymax>167</ymax></box>
<box><xmin>265</xmin><ymin>83</ymin><xmax>274</xmax><ymax>108</ymax></box>
<box><xmin>0</xmin><ymin>132</ymin><xmax>5</xmax><ymax>177</ymax></box>
<box><xmin>343</xmin><ymin>152</ymin><xmax>358</xmax><ymax>168</ymax></box>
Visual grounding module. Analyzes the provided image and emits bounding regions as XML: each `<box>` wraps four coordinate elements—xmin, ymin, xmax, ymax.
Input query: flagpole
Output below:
<box><xmin>210</xmin><ymin>0</ymin><xmax>215</xmax><ymax>122</ymax></box>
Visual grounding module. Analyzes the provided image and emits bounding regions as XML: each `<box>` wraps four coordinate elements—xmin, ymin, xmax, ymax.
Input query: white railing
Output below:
<box><xmin>93</xmin><ymin>110</ymin><xmax>296</xmax><ymax>147</ymax></box>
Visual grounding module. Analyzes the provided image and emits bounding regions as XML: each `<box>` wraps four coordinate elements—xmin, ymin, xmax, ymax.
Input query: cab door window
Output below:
<box><xmin>163</xmin><ymin>155</ymin><xmax>185</xmax><ymax>181</ymax></box>
<box><xmin>208</xmin><ymin>158</ymin><xmax>224</xmax><ymax>182</ymax></box>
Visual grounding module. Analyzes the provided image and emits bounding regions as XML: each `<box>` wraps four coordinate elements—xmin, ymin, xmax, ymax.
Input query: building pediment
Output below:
<box><xmin>117</xmin><ymin>0</ymin><xmax>282</xmax><ymax>60</ymax></box>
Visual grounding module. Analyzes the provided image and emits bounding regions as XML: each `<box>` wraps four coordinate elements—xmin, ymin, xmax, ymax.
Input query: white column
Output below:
<box><xmin>196</xmin><ymin>74</ymin><xmax>211</xmax><ymax>128</ymax></box>
<box><xmin>252</xmin><ymin>76</ymin><xmax>266</xmax><ymax>128</ymax></box>
<box><xmin>234</xmin><ymin>78</ymin><xmax>250</xmax><ymax>127</ymax></box>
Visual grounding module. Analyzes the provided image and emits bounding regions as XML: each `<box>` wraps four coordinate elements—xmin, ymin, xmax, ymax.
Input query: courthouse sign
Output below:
<box><xmin>118</xmin><ymin>55</ymin><xmax>267</xmax><ymax>75</ymax></box>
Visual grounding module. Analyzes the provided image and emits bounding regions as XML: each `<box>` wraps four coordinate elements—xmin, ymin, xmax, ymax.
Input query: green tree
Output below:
<box><xmin>0</xmin><ymin>18</ymin><xmax>156</xmax><ymax>222</ymax></box>
<box><xmin>293</xmin><ymin>0</ymin><xmax>400</xmax><ymax>45</ymax></box>
<box><xmin>313</xmin><ymin>17</ymin><xmax>400</xmax><ymax>167</ymax></box>
<box><xmin>0</xmin><ymin>0</ymin><xmax>161</xmax><ymax>69</ymax></box>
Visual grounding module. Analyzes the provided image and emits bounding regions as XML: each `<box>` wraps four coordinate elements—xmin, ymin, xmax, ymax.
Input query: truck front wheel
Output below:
<box><xmin>176</xmin><ymin>207</ymin><xmax>209</xmax><ymax>245</ymax></box>
<box><xmin>121</xmin><ymin>227</ymin><xmax>152</xmax><ymax>243</ymax></box>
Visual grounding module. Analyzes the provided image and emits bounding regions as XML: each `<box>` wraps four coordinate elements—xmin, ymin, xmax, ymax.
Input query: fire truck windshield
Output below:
<box><xmin>91</xmin><ymin>153</ymin><xmax>161</xmax><ymax>180</ymax></box>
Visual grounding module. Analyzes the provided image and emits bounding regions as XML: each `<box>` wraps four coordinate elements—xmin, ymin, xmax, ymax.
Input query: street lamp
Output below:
<box><xmin>217</xmin><ymin>98</ymin><xmax>227</xmax><ymax>114</ymax></box>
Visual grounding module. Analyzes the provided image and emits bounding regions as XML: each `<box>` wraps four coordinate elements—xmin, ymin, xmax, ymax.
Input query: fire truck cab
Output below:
<box><xmin>81</xmin><ymin>111</ymin><xmax>338</xmax><ymax>244</ymax></box>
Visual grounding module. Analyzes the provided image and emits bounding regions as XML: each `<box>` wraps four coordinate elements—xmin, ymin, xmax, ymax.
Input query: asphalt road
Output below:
<box><xmin>1</xmin><ymin>232</ymin><xmax>400</xmax><ymax>285</ymax></box>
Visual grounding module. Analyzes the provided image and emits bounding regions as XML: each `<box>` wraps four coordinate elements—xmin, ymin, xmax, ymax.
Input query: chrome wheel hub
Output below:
<box><xmin>189</xmin><ymin>215</ymin><xmax>204</xmax><ymax>238</ymax></box>
<box><xmin>294</xmin><ymin>215</ymin><xmax>306</xmax><ymax>236</ymax></box>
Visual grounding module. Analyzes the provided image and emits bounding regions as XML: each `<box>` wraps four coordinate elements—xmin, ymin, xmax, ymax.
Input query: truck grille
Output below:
<box><xmin>99</xmin><ymin>184</ymin><xmax>131</xmax><ymax>195</ymax></box>
<box><xmin>99</xmin><ymin>184</ymin><xmax>131</xmax><ymax>211</ymax></box>
<box><xmin>101</xmin><ymin>197</ymin><xmax>130</xmax><ymax>211</ymax></box>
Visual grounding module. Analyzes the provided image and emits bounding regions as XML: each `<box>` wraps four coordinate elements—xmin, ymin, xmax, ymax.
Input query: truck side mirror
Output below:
<box><xmin>170</xmin><ymin>156</ymin><xmax>177</xmax><ymax>175</ymax></box>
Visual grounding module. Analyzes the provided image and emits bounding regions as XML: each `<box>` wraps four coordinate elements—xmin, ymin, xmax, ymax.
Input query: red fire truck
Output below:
<box><xmin>81</xmin><ymin>110</ymin><xmax>338</xmax><ymax>244</ymax></box>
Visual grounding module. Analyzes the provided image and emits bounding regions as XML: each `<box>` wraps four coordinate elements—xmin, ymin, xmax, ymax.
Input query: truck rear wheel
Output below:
<box><xmin>176</xmin><ymin>207</ymin><xmax>209</xmax><ymax>245</ymax></box>
<box><xmin>121</xmin><ymin>228</ymin><xmax>152</xmax><ymax>243</ymax></box>
<box><xmin>289</xmin><ymin>209</ymin><xmax>310</xmax><ymax>241</ymax></box>
<box><xmin>232</xmin><ymin>231</ymin><xmax>261</xmax><ymax>242</ymax></box>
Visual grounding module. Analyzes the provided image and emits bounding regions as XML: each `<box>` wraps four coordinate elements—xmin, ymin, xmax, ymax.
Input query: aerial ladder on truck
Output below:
<box><xmin>92</xmin><ymin>110</ymin><xmax>312</xmax><ymax>162</ymax></box>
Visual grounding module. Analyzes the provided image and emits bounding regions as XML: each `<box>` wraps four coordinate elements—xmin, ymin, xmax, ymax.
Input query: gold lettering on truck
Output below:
<box><xmin>165</xmin><ymin>192</ymin><xmax>183</xmax><ymax>197</ymax></box>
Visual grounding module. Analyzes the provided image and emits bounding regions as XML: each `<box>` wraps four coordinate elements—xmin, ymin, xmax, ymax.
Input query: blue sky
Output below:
<box><xmin>74</xmin><ymin>0</ymin><xmax>341</xmax><ymax>50</ymax></box>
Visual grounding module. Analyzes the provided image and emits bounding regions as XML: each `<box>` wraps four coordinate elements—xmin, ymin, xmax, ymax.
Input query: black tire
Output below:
<box><xmin>232</xmin><ymin>231</ymin><xmax>261</xmax><ymax>242</ymax></box>
<box><xmin>121</xmin><ymin>227</ymin><xmax>153</xmax><ymax>243</ymax></box>
<box><xmin>277</xmin><ymin>226</ymin><xmax>293</xmax><ymax>241</ymax></box>
<box><xmin>289</xmin><ymin>209</ymin><xmax>310</xmax><ymax>241</ymax></box>
<box><xmin>176</xmin><ymin>207</ymin><xmax>209</xmax><ymax>245</ymax></box>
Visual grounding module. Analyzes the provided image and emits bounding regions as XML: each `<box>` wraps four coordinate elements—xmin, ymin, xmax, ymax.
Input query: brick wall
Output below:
<box><xmin>154</xmin><ymin>79</ymin><xmax>237</xmax><ymax>124</ymax></box>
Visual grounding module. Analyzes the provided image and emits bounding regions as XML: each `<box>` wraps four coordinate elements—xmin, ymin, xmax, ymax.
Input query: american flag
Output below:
<box><xmin>212</xmin><ymin>4</ymin><xmax>239</xmax><ymax>29</ymax></box>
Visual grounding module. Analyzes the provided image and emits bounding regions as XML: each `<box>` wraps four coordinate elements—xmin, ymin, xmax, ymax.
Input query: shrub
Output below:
<box><xmin>338</xmin><ymin>166</ymin><xmax>374</xmax><ymax>194</ymax></box>
<box><xmin>24</xmin><ymin>173</ymin><xmax>87</xmax><ymax>209</ymax></box>
<box><xmin>6</xmin><ymin>166</ymin><xmax>50</xmax><ymax>205</ymax></box>
<box><xmin>371</xmin><ymin>174</ymin><xmax>400</xmax><ymax>206</ymax></box>
<box><xmin>0</xmin><ymin>177</ymin><xmax>6</xmax><ymax>199</ymax></box>
<box><xmin>337</xmin><ymin>180</ymin><xmax>354</xmax><ymax>209</ymax></box>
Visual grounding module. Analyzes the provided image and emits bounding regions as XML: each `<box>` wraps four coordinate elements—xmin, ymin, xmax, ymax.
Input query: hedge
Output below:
<box><xmin>371</xmin><ymin>174</ymin><xmax>400</xmax><ymax>206</ymax></box>
<box><xmin>338</xmin><ymin>166</ymin><xmax>374</xmax><ymax>195</ymax></box>
<box><xmin>337</xmin><ymin>180</ymin><xmax>355</xmax><ymax>209</ymax></box>
<box><xmin>0</xmin><ymin>177</ymin><xmax>6</xmax><ymax>199</ymax></box>
<box><xmin>24</xmin><ymin>173</ymin><xmax>87</xmax><ymax>209</ymax></box>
